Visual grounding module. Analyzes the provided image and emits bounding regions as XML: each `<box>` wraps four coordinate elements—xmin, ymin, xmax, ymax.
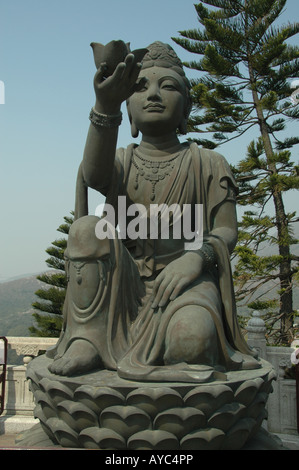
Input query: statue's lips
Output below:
<box><xmin>144</xmin><ymin>103</ymin><xmax>166</xmax><ymax>112</ymax></box>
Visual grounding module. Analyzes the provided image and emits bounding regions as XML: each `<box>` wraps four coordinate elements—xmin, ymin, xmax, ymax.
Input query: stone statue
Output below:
<box><xmin>23</xmin><ymin>40</ymin><xmax>279</xmax><ymax>450</ymax></box>
<box><xmin>47</xmin><ymin>40</ymin><xmax>259</xmax><ymax>382</ymax></box>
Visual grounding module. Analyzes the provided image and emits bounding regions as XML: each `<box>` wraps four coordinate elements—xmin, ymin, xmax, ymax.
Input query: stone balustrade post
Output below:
<box><xmin>246</xmin><ymin>310</ymin><xmax>267</xmax><ymax>359</ymax></box>
<box><xmin>0</xmin><ymin>336</ymin><xmax>58</xmax><ymax>434</ymax></box>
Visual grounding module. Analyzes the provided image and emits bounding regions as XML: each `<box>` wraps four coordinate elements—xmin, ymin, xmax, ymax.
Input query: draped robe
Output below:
<box><xmin>49</xmin><ymin>142</ymin><xmax>260</xmax><ymax>382</ymax></box>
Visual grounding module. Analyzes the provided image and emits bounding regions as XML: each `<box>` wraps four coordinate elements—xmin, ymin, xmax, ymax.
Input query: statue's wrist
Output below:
<box><xmin>94</xmin><ymin>99</ymin><xmax>121</xmax><ymax>116</ymax></box>
<box><xmin>89</xmin><ymin>106</ymin><xmax>123</xmax><ymax>129</ymax></box>
<box><xmin>197</xmin><ymin>244</ymin><xmax>216</xmax><ymax>271</ymax></box>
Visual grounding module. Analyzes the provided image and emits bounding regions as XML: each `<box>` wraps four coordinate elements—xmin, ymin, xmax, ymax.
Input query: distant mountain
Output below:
<box><xmin>0</xmin><ymin>272</ymin><xmax>42</xmax><ymax>284</ymax></box>
<box><xmin>0</xmin><ymin>273</ymin><xmax>50</xmax><ymax>337</ymax></box>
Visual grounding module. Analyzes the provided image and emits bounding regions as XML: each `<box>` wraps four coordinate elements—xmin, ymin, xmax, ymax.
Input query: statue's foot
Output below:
<box><xmin>48</xmin><ymin>339</ymin><xmax>101</xmax><ymax>376</ymax></box>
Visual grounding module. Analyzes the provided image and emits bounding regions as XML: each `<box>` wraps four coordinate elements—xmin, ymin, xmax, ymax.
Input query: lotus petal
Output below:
<box><xmin>47</xmin><ymin>417</ymin><xmax>79</xmax><ymax>448</ymax></box>
<box><xmin>100</xmin><ymin>405</ymin><xmax>151</xmax><ymax>440</ymax></box>
<box><xmin>208</xmin><ymin>402</ymin><xmax>246</xmax><ymax>432</ymax></box>
<box><xmin>38</xmin><ymin>377</ymin><xmax>73</xmax><ymax>405</ymax></box>
<box><xmin>221</xmin><ymin>418</ymin><xmax>255</xmax><ymax>450</ymax></box>
<box><xmin>234</xmin><ymin>378</ymin><xmax>264</xmax><ymax>406</ymax></box>
<box><xmin>247</xmin><ymin>392</ymin><xmax>268</xmax><ymax>419</ymax></box>
<box><xmin>34</xmin><ymin>390</ymin><xmax>56</xmax><ymax>419</ymax></box>
<box><xmin>26</xmin><ymin>368</ymin><xmax>39</xmax><ymax>393</ymax></box>
<box><xmin>33</xmin><ymin>408</ymin><xmax>57</xmax><ymax>442</ymax></box>
<box><xmin>154</xmin><ymin>407</ymin><xmax>206</xmax><ymax>440</ymax></box>
<box><xmin>126</xmin><ymin>387</ymin><xmax>183</xmax><ymax>419</ymax></box>
<box><xmin>79</xmin><ymin>427</ymin><xmax>126</xmax><ymax>450</ymax></box>
<box><xmin>56</xmin><ymin>400</ymin><xmax>98</xmax><ymax>433</ymax></box>
<box><xmin>128</xmin><ymin>430</ymin><xmax>179</xmax><ymax>450</ymax></box>
<box><xmin>261</xmin><ymin>369</ymin><xmax>276</xmax><ymax>394</ymax></box>
<box><xmin>180</xmin><ymin>427</ymin><xmax>225</xmax><ymax>450</ymax></box>
<box><xmin>74</xmin><ymin>385</ymin><xmax>124</xmax><ymax>414</ymax></box>
<box><xmin>184</xmin><ymin>384</ymin><xmax>234</xmax><ymax>417</ymax></box>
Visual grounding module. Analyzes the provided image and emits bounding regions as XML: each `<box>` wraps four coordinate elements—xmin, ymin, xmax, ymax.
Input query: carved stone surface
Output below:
<box><xmin>7</xmin><ymin>337</ymin><xmax>57</xmax><ymax>358</ymax></box>
<box><xmin>22</xmin><ymin>354</ymin><xmax>277</xmax><ymax>450</ymax></box>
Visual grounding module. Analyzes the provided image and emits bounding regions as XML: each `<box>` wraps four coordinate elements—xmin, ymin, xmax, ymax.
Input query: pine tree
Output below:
<box><xmin>173</xmin><ymin>0</ymin><xmax>299</xmax><ymax>343</ymax></box>
<box><xmin>230</xmin><ymin>143</ymin><xmax>299</xmax><ymax>343</ymax></box>
<box><xmin>29</xmin><ymin>214</ymin><xmax>73</xmax><ymax>337</ymax></box>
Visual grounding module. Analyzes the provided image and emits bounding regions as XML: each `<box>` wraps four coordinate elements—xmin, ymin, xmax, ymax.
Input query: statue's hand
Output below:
<box><xmin>151</xmin><ymin>252</ymin><xmax>204</xmax><ymax>309</ymax></box>
<box><xmin>93</xmin><ymin>53</ymin><xmax>145</xmax><ymax>114</ymax></box>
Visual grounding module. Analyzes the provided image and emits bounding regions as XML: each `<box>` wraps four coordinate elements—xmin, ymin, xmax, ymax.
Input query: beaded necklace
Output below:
<box><xmin>132</xmin><ymin>149</ymin><xmax>181</xmax><ymax>201</ymax></box>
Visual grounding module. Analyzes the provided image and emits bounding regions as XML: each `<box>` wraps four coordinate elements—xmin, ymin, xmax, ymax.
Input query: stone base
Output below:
<box><xmin>15</xmin><ymin>422</ymin><xmax>288</xmax><ymax>450</ymax></box>
<box><xmin>23</xmin><ymin>355</ymin><xmax>277</xmax><ymax>450</ymax></box>
<box><xmin>0</xmin><ymin>415</ymin><xmax>39</xmax><ymax>435</ymax></box>
<box><xmin>274</xmin><ymin>433</ymin><xmax>299</xmax><ymax>450</ymax></box>
<box><xmin>242</xmin><ymin>427</ymin><xmax>288</xmax><ymax>450</ymax></box>
<box><xmin>15</xmin><ymin>423</ymin><xmax>62</xmax><ymax>449</ymax></box>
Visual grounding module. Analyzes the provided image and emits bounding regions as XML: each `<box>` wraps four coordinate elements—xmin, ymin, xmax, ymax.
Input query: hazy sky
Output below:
<box><xmin>0</xmin><ymin>0</ymin><xmax>298</xmax><ymax>280</ymax></box>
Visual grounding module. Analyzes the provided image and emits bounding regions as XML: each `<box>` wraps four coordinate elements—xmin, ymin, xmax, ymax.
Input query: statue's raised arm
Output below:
<box><xmin>75</xmin><ymin>41</ymin><xmax>147</xmax><ymax>218</ymax></box>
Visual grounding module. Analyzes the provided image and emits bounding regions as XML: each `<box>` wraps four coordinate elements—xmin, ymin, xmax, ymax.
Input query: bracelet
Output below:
<box><xmin>198</xmin><ymin>244</ymin><xmax>216</xmax><ymax>271</ymax></box>
<box><xmin>89</xmin><ymin>107</ymin><xmax>123</xmax><ymax>128</ymax></box>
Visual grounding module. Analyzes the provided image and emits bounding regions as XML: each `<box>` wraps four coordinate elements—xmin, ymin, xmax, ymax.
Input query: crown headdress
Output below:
<box><xmin>142</xmin><ymin>42</ymin><xmax>191</xmax><ymax>88</ymax></box>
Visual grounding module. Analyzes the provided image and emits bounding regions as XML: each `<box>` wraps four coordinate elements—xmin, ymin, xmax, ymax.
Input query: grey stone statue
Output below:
<box><xmin>47</xmin><ymin>40</ymin><xmax>260</xmax><ymax>382</ymax></box>
<box><xmin>22</xmin><ymin>40</ymin><xmax>279</xmax><ymax>450</ymax></box>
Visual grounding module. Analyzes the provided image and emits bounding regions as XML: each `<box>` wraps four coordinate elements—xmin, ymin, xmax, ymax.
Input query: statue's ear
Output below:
<box><xmin>179</xmin><ymin>91</ymin><xmax>192</xmax><ymax>135</ymax></box>
<box><xmin>131</xmin><ymin>121</ymin><xmax>139</xmax><ymax>138</ymax></box>
<box><xmin>126</xmin><ymin>100</ymin><xmax>139</xmax><ymax>138</ymax></box>
<box><xmin>178</xmin><ymin>117</ymin><xmax>188</xmax><ymax>135</ymax></box>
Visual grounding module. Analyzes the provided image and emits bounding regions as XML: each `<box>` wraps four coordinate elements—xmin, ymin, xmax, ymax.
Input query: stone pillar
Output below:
<box><xmin>246</xmin><ymin>311</ymin><xmax>267</xmax><ymax>359</ymax></box>
<box><xmin>0</xmin><ymin>337</ymin><xmax>57</xmax><ymax>435</ymax></box>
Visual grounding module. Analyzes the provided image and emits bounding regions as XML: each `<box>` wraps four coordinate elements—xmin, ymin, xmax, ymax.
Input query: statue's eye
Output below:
<box><xmin>161</xmin><ymin>81</ymin><xmax>178</xmax><ymax>91</ymax></box>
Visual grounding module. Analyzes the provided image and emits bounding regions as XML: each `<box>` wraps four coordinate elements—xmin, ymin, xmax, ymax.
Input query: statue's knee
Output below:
<box><xmin>164</xmin><ymin>307</ymin><xmax>218</xmax><ymax>366</ymax></box>
<box><xmin>66</xmin><ymin>215</ymin><xmax>111</xmax><ymax>260</ymax></box>
<box><xmin>65</xmin><ymin>216</ymin><xmax>111</xmax><ymax>310</ymax></box>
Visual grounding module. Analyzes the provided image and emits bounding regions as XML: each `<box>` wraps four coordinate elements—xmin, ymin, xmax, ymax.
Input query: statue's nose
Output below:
<box><xmin>146</xmin><ymin>84</ymin><xmax>162</xmax><ymax>101</ymax></box>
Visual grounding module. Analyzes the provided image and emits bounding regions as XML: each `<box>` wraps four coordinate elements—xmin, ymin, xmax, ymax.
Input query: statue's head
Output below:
<box><xmin>127</xmin><ymin>42</ymin><xmax>192</xmax><ymax>138</ymax></box>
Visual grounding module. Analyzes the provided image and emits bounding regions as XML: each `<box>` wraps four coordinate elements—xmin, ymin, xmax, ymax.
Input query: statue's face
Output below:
<box><xmin>128</xmin><ymin>66</ymin><xmax>187</xmax><ymax>137</ymax></box>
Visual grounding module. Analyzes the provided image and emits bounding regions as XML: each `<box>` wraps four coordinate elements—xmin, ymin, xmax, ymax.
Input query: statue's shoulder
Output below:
<box><xmin>189</xmin><ymin>142</ymin><xmax>229</xmax><ymax>169</ymax></box>
<box><xmin>115</xmin><ymin>144</ymin><xmax>137</xmax><ymax>182</ymax></box>
<box><xmin>115</xmin><ymin>146</ymin><xmax>126</xmax><ymax>161</ymax></box>
<box><xmin>116</xmin><ymin>144</ymin><xmax>137</xmax><ymax>163</ymax></box>
<box><xmin>189</xmin><ymin>143</ymin><xmax>237</xmax><ymax>194</ymax></box>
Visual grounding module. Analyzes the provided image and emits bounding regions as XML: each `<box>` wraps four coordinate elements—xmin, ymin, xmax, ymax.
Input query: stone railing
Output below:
<box><xmin>0</xmin><ymin>337</ymin><xmax>57</xmax><ymax>434</ymax></box>
<box><xmin>6</xmin><ymin>337</ymin><xmax>58</xmax><ymax>366</ymax></box>
<box><xmin>247</xmin><ymin>312</ymin><xmax>298</xmax><ymax>436</ymax></box>
<box><xmin>0</xmin><ymin>325</ymin><xmax>297</xmax><ymax>437</ymax></box>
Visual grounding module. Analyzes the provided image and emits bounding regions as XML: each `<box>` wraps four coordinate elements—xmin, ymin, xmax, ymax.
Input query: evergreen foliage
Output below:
<box><xmin>173</xmin><ymin>0</ymin><xmax>299</xmax><ymax>343</ymax></box>
<box><xmin>29</xmin><ymin>214</ymin><xmax>73</xmax><ymax>337</ymax></box>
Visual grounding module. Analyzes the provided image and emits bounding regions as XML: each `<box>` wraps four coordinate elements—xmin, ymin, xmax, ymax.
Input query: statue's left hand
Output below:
<box><xmin>151</xmin><ymin>252</ymin><xmax>204</xmax><ymax>309</ymax></box>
